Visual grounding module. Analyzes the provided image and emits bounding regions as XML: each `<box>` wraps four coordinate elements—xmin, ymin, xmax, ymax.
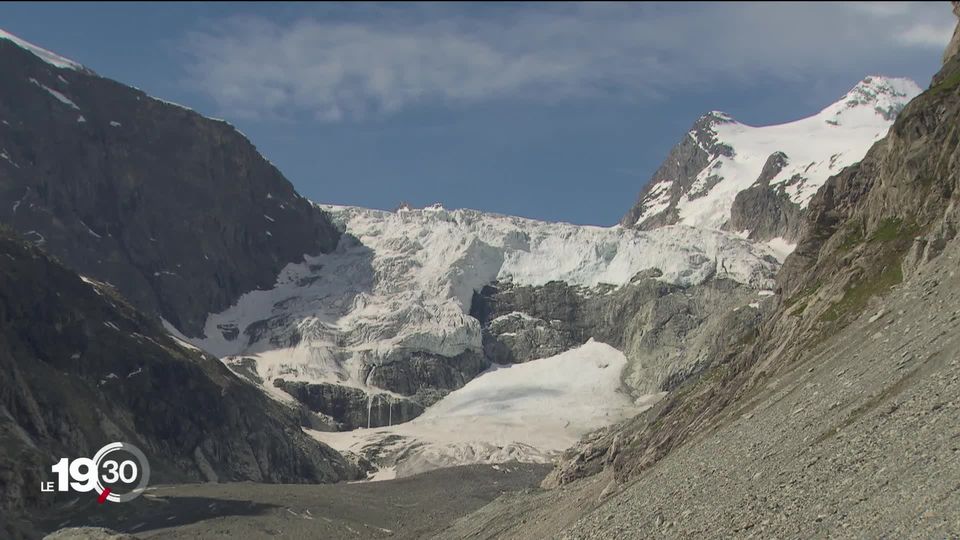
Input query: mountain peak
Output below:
<box><xmin>622</xmin><ymin>74</ymin><xmax>920</xmax><ymax>236</ymax></box>
<box><xmin>821</xmin><ymin>75</ymin><xmax>921</xmax><ymax>123</ymax></box>
<box><xmin>698</xmin><ymin>110</ymin><xmax>736</xmax><ymax>126</ymax></box>
<box><xmin>0</xmin><ymin>28</ymin><xmax>92</xmax><ymax>74</ymax></box>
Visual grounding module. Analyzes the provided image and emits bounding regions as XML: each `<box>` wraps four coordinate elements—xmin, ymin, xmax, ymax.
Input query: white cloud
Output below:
<box><xmin>846</xmin><ymin>2</ymin><xmax>915</xmax><ymax>17</ymax></box>
<box><xmin>181</xmin><ymin>2</ymin><xmax>955</xmax><ymax>121</ymax></box>
<box><xmin>898</xmin><ymin>23</ymin><xmax>956</xmax><ymax>47</ymax></box>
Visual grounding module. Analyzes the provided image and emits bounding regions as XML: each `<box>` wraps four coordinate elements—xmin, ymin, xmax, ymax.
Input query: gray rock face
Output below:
<box><xmin>0</xmin><ymin>39</ymin><xmax>340</xmax><ymax>337</ymax></box>
<box><xmin>271</xmin><ymin>349</ymin><xmax>489</xmax><ymax>431</ymax></box>
<box><xmin>0</xmin><ymin>229</ymin><xmax>359</xmax><ymax>520</ymax></box>
<box><xmin>361</xmin><ymin>349</ymin><xmax>489</xmax><ymax>398</ymax></box>
<box><xmin>472</xmin><ymin>274</ymin><xmax>768</xmax><ymax>396</ymax></box>
<box><xmin>727</xmin><ymin>179</ymin><xmax>804</xmax><ymax>242</ymax></box>
<box><xmin>274</xmin><ymin>379</ymin><xmax>426</xmax><ymax>430</ymax></box>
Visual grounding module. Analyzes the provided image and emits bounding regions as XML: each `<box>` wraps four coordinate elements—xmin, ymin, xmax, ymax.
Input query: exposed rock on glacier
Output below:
<box><xmin>473</xmin><ymin>277</ymin><xmax>771</xmax><ymax>395</ymax></box>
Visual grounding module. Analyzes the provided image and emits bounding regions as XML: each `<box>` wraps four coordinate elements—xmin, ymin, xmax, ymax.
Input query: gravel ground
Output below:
<box><xmin>32</xmin><ymin>463</ymin><xmax>549</xmax><ymax>540</ymax></box>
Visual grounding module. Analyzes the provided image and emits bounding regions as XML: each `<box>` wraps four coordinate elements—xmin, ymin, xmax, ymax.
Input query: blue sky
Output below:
<box><xmin>1</xmin><ymin>2</ymin><xmax>953</xmax><ymax>225</ymax></box>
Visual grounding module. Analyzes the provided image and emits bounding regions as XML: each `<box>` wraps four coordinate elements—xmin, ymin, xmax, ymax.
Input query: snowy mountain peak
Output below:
<box><xmin>0</xmin><ymin>29</ymin><xmax>91</xmax><ymax>74</ymax></box>
<box><xmin>821</xmin><ymin>75</ymin><xmax>922</xmax><ymax>123</ymax></box>
<box><xmin>702</xmin><ymin>110</ymin><xmax>736</xmax><ymax>124</ymax></box>
<box><xmin>622</xmin><ymin>74</ymin><xmax>921</xmax><ymax>242</ymax></box>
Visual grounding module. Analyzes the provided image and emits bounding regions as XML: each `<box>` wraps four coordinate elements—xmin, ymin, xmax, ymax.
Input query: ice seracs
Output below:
<box><xmin>191</xmin><ymin>204</ymin><xmax>780</xmax><ymax>404</ymax></box>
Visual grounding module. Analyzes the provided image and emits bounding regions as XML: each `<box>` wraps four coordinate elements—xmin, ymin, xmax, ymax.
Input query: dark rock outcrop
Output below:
<box><xmin>360</xmin><ymin>350</ymin><xmax>489</xmax><ymax>398</ymax></box>
<box><xmin>274</xmin><ymin>380</ymin><xmax>426</xmax><ymax>430</ymax></box>
<box><xmin>0</xmin><ymin>37</ymin><xmax>340</xmax><ymax>336</ymax></box>
<box><xmin>0</xmin><ymin>229</ymin><xmax>358</xmax><ymax>520</ymax></box>
<box><xmin>727</xmin><ymin>181</ymin><xmax>804</xmax><ymax>242</ymax></box>
<box><xmin>473</xmin><ymin>275</ymin><xmax>766</xmax><ymax>395</ymax></box>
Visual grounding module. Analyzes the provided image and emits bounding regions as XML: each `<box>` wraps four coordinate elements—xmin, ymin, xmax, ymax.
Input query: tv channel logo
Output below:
<box><xmin>40</xmin><ymin>442</ymin><xmax>151</xmax><ymax>504</ymax></box>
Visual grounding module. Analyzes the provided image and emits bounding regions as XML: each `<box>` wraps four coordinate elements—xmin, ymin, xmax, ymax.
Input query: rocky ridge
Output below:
<box><xmin>0</xmin><ymin>32</ymin><xmax>340</xmax><ymax>337</ymax></box>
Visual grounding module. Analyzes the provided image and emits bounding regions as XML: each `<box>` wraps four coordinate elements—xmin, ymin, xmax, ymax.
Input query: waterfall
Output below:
<box><xmin>367</xmin><ymin>393</ymin><xmax>373</xmax><ymax>429</ymax></box>
<box><xmin>388</xmin><ymin>398</ymin><xmax>393</xmax><ymax>427</ymax></box>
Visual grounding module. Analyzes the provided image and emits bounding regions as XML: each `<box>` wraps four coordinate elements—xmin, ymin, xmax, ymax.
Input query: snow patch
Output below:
<box><xmin>79</xmin><ymin>220</ymin><xmax>101</xmax><ymax>239</ymax></box>
<box><xmin>149</xmin><ymin>96</ymin><xmax>193</xmax><ymax>112</ymax></box>
<box><xmin>162</xmin><ymin>319</ymin><xmax>202</xmax><ymax>352</ymax></box>
<box><xmin>0</xmin><ymin>29</ymin><xmax>86</xmax><ymax>71</ymax></box>
<box><xmin>313</xmin><ymin>340</ymin><xmax>661</xmax><ymax>478</ymax></box>
<box><xmin>765</xmin><ymin>237</ymin><xmax>797</xmax><ymax>261</ymax></box>
<box><xmin>29</xmin><ymin>78</ymin><xmax>80</xmax><ymax>110</ymax></box>
<box><xmin>2</xmin><ymin>150</ymin><xmax>19</xmax><ymax>168</ymax></box>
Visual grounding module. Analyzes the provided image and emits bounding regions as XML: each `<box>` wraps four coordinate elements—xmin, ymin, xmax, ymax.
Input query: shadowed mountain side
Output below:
<box><xmin>0</xmin><ymin>227</ymin><xmax>360</xmax><ymax>537</ymax></box>
<box><xmin>0</xmin><ymin>36</ymin><xmax>340</xmax><ymax>337</ymax></box>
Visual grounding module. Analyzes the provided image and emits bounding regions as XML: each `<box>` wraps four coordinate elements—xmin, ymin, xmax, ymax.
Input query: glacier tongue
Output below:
<box><xmin>310</xmin><ymin>340</ymin><xmax>662</xmax><ymax>479</ymax></box>
<box><xmin>193</xmin><ymin>204</ymin><xmax>780</xmax><ymax>399</ymax></box>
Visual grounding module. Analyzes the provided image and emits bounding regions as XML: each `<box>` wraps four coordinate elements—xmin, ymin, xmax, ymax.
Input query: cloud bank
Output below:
<box><xmin>181</xmin><ymin>2</ymin><xmax>955</xmax><ymax>121</ymax></box>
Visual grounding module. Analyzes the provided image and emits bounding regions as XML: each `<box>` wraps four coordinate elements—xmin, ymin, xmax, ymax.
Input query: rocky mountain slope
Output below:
<box><xmin>0</xmin><ymin>32</ymin><xmax>340</xmax><ymax>337</ymax></box>
<box><xmin>620</xmin><ymin>76</ymin><xmax>920</xmax><ymax>246</ymax></box>
<box><xmin>0</xmin><ymin>227</ymin><xmax>359</xmax><ymax>537</ymax></box>
<box><xmin>0</xmin><ymin>20</ymin><xmax>947</xmax><ymax>539</ymax></box>
<box><xmin>443</xmin><ymin>17</ymin><xmax>960</xmax><ymax>540</ymax></box>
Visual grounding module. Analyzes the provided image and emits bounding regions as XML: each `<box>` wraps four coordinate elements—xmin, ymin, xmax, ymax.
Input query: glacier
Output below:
<box><xmin>311</xmin><ymin>340</ymin><xmax>663</xmax><ymax>479</ymax></box>
<box><xmin>193</xmin><ymin>204</ymin><xmax>780</xmax><ymax>398</ymax></box>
